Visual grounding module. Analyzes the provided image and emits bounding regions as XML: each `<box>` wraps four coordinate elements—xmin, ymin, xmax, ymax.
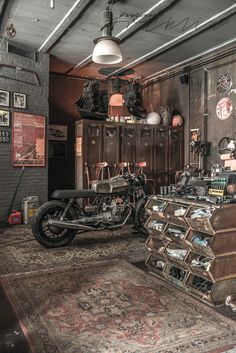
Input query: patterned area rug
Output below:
<box><xmin>1</xmin><ymin>260</ymin><xmax>236</xmax><ymax>353</ymax></box>
<box><xmin>0</xmin><ymin>226</ymin><xmax>148</xmax><ymax>275</ymax></box>
<box><xmin>0</xmin><ymin>225</ymin><xmax>33</xmax><ymax>247</ymax></box>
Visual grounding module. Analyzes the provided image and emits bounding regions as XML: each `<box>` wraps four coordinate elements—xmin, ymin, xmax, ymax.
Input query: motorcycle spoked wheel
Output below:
<box><xmin>134</xmin><ymin>198</ymin><xmax>149</xmax><ymax>238</ymax></box>
<box><xmin>32</xmin><ymin>200</ymin><xmax>76</xmax><ymax>248</ymax></box>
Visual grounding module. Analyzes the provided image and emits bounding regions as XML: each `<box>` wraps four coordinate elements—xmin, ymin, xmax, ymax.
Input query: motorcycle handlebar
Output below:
<box><xmin>124</xmin><ymin>172</ymin><xmax>146</xmax><ymax>186</ymax></box>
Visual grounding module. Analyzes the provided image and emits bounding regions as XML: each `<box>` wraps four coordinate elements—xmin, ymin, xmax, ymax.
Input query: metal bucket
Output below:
<box><xmin>22</xmin><ymin>196</ymin><xmax>39</xmax><ymax>224</ymax></box>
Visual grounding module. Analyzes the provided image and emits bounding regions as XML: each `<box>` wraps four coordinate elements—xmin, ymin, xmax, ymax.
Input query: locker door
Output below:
<box><xmin>121</xmin><ymin>125</ymin><xmax>136</xmax><ymax>163</ymax></box>
<box><xmin>136</xmin><ymin>126</ymin><xmax>154</xmax><ymax>177</ymax></box>
<box><xmin>103</xmin><ymin>124</ymin><xmax>120</xmax><ymax>163</ymax></box>
<box><xmin>154</xmin><ymin>127</ymin><xmax>169</xmax><ymax>192</ymax></box>
<box><xmin>85</xmin><ymin>122</ymin><xmax>103</xmax><ymax>164</ymax></box>
<box><xmin>169</xmin><ymin>127</ymin><xmax>184</xmax><ymax>184</ymax></box>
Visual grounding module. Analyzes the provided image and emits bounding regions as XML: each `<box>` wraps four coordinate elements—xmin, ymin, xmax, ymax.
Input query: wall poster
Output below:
<box><xmin>12</xmin><ymin>112</ymin><xmax>46</xmax><ymax>167</ymax></box>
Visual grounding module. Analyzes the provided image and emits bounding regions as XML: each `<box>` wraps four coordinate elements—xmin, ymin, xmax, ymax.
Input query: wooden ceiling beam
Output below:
<box><xmin>107</xmin><ymin>4</ymin><xmax>236</xmax><ymax>78</ymax></box>
<box><xmin>39</xmin><ymin>0</ymin><xmax>93</xmax><ymax>53</ymax></box>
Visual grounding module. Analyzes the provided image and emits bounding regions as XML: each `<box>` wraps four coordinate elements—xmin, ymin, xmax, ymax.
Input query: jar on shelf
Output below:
<box><xmin>160</xmin><ymin>106</ymin><xmax>173</xmax><ymax>126</ymax></box>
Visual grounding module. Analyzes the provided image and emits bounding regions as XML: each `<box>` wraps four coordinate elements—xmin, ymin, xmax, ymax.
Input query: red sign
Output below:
<box><xmin>216</xmin><ymin>97</ymin><xmax>233</xmax><ymax>120</ymax></box>
<box><xmin>12</xmin><ymin>112</ymin><xmax>46</xmax><ymax>167</ymax></box>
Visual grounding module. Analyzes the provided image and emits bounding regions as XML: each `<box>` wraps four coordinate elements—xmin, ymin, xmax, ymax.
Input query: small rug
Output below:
<box><xmin>0</xmin><ymin>226</ymin><xmax>148</xmax><ymax>275</ymax></box>
<box><xmin>1</xmin><ymin>260</ymin><xmax>236</xmax><ymax>353</ymax></box>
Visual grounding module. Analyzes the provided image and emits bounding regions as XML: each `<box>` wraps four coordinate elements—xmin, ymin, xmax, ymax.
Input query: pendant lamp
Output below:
<box><xmin>92</xmin><ymin>3</ymin><xmax>122</xmax><ymax>64</ymax></box>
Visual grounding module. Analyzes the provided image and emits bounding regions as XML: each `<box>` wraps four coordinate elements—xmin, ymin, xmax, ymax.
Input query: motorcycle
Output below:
<box><xmin>32</xmin><ymin>173</ymin><xmax>149</xmax><ymax>248</ymax></box>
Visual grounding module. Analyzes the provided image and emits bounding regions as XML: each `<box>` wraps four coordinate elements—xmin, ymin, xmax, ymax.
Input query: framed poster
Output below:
<box><xmin>12</xmin><ymin>112</ymin><xmax>46</xmax><ymax>167</ymax></box>
<box><xmin>0</xmin><ymin>90</ymin><xmax>10</xmax><ymax>107</ymax></box>
<box><xmin>0</xmin><ymin>109</ymin><xmax>10</xmax><ymax>127</ymax></box>
<box><xmin>48</xmin><ymin>125</ymin><xmax>67</xmax><ymax>141</ymax></box>
<box><xmin>13</xmin><ymin>92</ymin><xmax>27</xmax><ymax>109</ymax></box>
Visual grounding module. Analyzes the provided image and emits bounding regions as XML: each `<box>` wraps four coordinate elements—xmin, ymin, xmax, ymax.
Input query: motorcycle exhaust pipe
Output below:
<box><xmin>47</xmin><ymin>219</ymin><xmax>95</xmax><ymax>231</ymax></box>
<box><xmin>108</xmin><ymin>205</ymin><xmax>132</xmax><ymax>229</ymax></box>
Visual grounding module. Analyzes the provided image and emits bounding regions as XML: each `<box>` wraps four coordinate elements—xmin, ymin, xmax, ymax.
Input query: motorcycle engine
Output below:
<box><xmin>81</xmin><ymin>197</ymin><xmax>126</xmax><ymax>225</ymax></box>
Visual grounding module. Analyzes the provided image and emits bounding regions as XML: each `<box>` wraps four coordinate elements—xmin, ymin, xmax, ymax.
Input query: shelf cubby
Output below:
<box><xmin>145</xmin><ymin>253</ymin><xmax>167</xmax><ymax>279</ymax></box>
<box><xmin>185</xmin><ymin>205</ymin><xmax>215</xmax><ymax>234</ymax></box>
<box><xmin>185</xmin><ymin>229</ymin><xmax>213</xmax><ymax>257</ymax></box>
<box><xmin>163</xmin><ymin>202</ymin><xmax>188</xmax><ymax>227</ymax></box>
<box><xmin>185</xmin><ymin>273</ymin><xmax>213</xmax><ymax>303</ymax></box>
<box><xmin>165</xmin><ymin>263</ymin><xmax>188</xmax><ymax>288</ymax></box>
<box><xmin>186</xmin><ymin>229</ymin><xmax>236</xmax><ymax>257</ymax></box>
<box><xmin>164</xmin><ymin>243</ymin><xmax>188</xmax><ymax>269</ymax></box>
<box><xmin>145</xmin><ymin>196</ymin><xmax>167</xmax><ymax>219</ymax></box>
<box><xmin>144</xmin><ymin>217</ymin><xmax>167</xmax><ymax>239</ymax></box>
<box><xmin>185</xmin><ymin>251</ymin><xmax>213</xmax><ymax>282</ymax></box>
<box><xmin>185</xmin><ymin>252</ymin><xmax>236</xmax><ymax>283</ymax></box>
<box><xmin>164</xmin><ymin>223</ymin><xmax>188</xmax><ymax>245</ymax></box>
<box><xmin>145</xmin><ymin>236</ymin><xmax>167</xmax><ymax>254</ymax></box>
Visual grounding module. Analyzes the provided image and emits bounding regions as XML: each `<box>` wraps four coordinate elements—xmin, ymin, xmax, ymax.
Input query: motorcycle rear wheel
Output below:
<box><xmin>32</xmin><ymin>200</ymin><xmax>76</xmax><ymax>248</ymax></box>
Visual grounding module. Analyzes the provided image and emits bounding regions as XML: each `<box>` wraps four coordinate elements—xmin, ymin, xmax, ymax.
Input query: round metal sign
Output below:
<box><xmin>216</xmin><ymin>97</ymin><xmax>233</xmax><ymax>120</ymax></box>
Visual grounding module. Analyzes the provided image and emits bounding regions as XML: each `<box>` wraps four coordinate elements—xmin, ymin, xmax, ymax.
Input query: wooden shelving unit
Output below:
<box><xmin>145</xmin><ymin>195</ymin><xmax>236</xmax><ymax>306</ymax></box>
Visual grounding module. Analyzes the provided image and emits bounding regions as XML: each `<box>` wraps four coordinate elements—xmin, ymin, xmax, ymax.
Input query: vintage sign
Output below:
<box><xmin>216</xmin><ymin>97</ymin><xmax>233</xmax><ymax>120</ymax></box>
<box><xmin>0</xmin><ymin>129</ymin><xmax>10</xmax><ymax>143</ymax></box>
<box><xmin>12</xmin><ymin>112</ymin><xmax>46</xmax><ymax>167</ymax></box>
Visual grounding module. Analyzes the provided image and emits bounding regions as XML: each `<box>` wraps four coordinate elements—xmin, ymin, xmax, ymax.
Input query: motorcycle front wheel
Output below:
<box><xmin>134</xmin><ymin>198</ymin><xmax>149</xmax><ymax>238</ymax></box>
<box><xmin>32</xmin><ymin>200</ymin><xmax>76</xmax><ymax>248</ymax></box>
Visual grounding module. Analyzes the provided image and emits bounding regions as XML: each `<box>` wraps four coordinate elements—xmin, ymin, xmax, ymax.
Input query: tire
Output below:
<box><xmin>134</xmin><ymin>198</ymin><xmax>149</xmax><ymax>238</ymax></box>
<box><xmin>32</xmin><ymin>200</ymin><xmax>76</xmax><ymax>248</ymax></box>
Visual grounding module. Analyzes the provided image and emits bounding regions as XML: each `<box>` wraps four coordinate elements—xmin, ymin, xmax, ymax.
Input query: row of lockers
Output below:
<box><xmin>75</xmin><ymin>120</ymin><xmax>184</xmax><ymax>192</ymax></box>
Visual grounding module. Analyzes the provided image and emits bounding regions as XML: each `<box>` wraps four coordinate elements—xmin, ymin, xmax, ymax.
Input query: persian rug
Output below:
<box><xmin>0</xmin><ymin>224</ymin><xmax>33</xmax><ymax>247</ymax></box>
<box><xmin>0</xmin><ymin>226</ymin><xmax>148</xmax><ymax>275</ymax></box>
<box><xmin>1</xmin><ymin>260</ymin><xmax>236</xmax><ymax>353</ymax></box>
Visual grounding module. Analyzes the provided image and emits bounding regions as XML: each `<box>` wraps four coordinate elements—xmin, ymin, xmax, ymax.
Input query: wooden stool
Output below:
<box><xmin>85</xmin><ymin>162</ymin><xmax>110</xmax><ymax>188</ymax></box>
<box><xmin>134</xmin><ymin>161</ymin><xmax>147</xmax><ymax>174</ymax></box>
<box><xmin>112</xmin><ymin>162</ymin><xmax>130</xmax><ymax>176</ymax></box>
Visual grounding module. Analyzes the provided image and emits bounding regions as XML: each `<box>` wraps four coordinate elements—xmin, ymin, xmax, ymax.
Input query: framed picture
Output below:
<box><xmin>49</xmin><ymin>141</ymin><xmax>67</xmax><ymax>158</ymax></box>
<box><xmin>12</xmin><ymin>112</ymin><xmax>46</xmax><ymax>167</ymax></box>
<box><xmin>49</xmin><ymin>125</ymin><xmax>67</xmax><ymax>141</ymax></box>
<box><xmin>190</xmin><ymin>128</ymin><xmax>200</xmax><ymax>142</ymax></box>
<box><xmin>0</xmin><ymin>109</ymin><xmax>10</xmax><ymax>127</ymax></box>
<box><xmin>0</xmin><ymin>90</ymin><xmax>10</xmax><ymax>107</ymax></box>
<box><xmin>13</xmin><ymin>92</ymin><xmax>27</xmax><ymax>109</ymax></box>
<box><xmin>0</xmin><ymin>130</ymin><xmax>10</xmax><ymax>143</ymax></box>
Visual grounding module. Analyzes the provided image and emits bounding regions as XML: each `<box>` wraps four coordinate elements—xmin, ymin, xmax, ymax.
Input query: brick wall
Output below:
<box><xmin>0</xmin><ymin>39</ymin><xmax>49</xmax><ymax>223</ymax></box>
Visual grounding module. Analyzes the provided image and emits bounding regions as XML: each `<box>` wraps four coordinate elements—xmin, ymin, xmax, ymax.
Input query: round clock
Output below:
<box><xmin>216</xmin><ymin>73</ymin><xmax>232</xmax><ymax>93</ymax></box>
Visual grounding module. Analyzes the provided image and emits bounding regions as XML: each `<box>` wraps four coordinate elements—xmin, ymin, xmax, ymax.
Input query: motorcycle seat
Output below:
<box><xmin>51</xmin><ymin>189</ymin><xmax>97</xmax><ymax>199</ymax></box>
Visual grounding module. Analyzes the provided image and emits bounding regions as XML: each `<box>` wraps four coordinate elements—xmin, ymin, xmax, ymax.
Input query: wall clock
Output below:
<box><xmin>216</xmin><ymin>73</ymin><xmax>232</xmax><ymax>93</ymax></box>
